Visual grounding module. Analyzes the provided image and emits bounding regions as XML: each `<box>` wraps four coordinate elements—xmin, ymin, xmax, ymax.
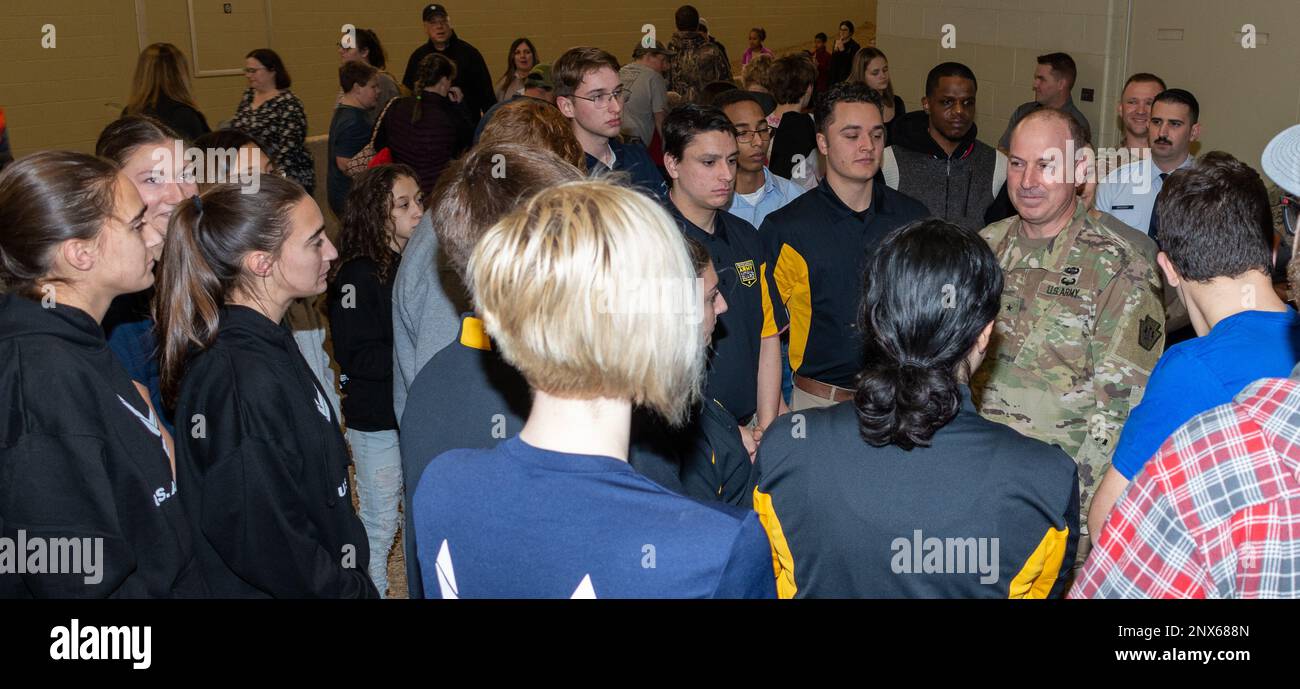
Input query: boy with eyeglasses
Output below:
<box><xmin>715</xmin><ymin>90</ymin><xmax>806</xmax><ymax>230</ymax></box>
<box><xmin>555</xmin><ymin>47</ymin><xmax>667</xmax><ymax>200</ymax></box>
<box><xmin>716</xmin><ymin>89</ymin><xmax>807</xmax><ymax>407</ymax></box>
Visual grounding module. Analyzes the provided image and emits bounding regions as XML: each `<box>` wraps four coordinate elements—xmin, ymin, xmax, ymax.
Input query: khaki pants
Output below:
<box><xmin>791</xmin><ymin>385</ymin><xmax>841</xmax><ymax>412</ymax></box>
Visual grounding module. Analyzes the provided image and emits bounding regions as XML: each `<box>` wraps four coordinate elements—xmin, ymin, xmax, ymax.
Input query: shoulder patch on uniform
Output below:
<box><xmin>736</xmin><ymin>259</ymin><xmax>757</xmax><ymax>287</ymax></box>
<box><xmin>1138</xmin><ymin>315</ymin><xmax>1162</xmax><ymax>352</ymax></box>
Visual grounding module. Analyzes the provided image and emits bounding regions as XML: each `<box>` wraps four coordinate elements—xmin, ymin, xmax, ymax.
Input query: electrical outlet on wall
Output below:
<box><xmin>1080</xmin><ymin>88</ymin><xmax>1094</xmax><ymax>102</ymax></box>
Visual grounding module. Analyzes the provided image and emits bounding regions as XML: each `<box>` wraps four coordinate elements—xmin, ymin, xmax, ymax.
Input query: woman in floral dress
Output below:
<box><xmin>231</xmin><ymin>49</ymin><xmax>315</xmax><ymax>194</ymax></box>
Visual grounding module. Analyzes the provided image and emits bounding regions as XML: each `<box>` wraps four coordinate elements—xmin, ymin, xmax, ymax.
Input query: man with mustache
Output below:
<box><xmin>1094</xmin><ymin>73</ymin><xmax>1166</xmax><ymax>181</ymax></box>
<box><xmin>1095</xmin><ymin>89</ymin><xmax>1200</xmax><ymax>239</ymax></box>
<box><xmin>973</xmin><ymin>108</ymin><xmax>1164</xmax><ymax>568</ymax></box>
<box><xmin>880</xmin><ymin>62</ymin><xmax>1015</xmax><ymax>232</ymax></box>
<box><xmin>1071</xmin><ymin>125</ymin><xmax>1300</xmax><ymax>598</ymax></box>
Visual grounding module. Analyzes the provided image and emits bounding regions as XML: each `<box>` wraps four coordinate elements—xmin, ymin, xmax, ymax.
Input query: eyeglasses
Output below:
<box><xmin>569</xmin><ymin>87</ymin><xmax>630</xmax><ymax>109</ymax></box>
<box><xmin>735</xmin><ymin>127</ymin><xmax>773</xmax><ymax>144</ymax></box>
<box><xmin>242</xmin><ymin>67</ymin><xmax>266</xmax><ymax>74</ymax></box>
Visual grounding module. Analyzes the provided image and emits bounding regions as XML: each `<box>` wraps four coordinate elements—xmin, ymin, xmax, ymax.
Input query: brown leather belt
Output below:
<box><xmin>793</xmin><ymin>374</ymin><xmax>855</xmax><ymax>402</ymax></box>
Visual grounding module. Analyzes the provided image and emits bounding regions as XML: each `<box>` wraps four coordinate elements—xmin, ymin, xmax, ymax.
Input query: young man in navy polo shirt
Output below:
<box><xmin>760</xmin><ymin>82</ymin><xmax>929</xmax><ymax>411</ymax></box>
<box><xmin>664</xmin><ymin>104</ymin><xmax>787</xmax><ymax>458</ymax></box>
<box><xmin>554</xmin><ymin>47</ymin><xmax>667</xmax><ymax>200</ymax></box>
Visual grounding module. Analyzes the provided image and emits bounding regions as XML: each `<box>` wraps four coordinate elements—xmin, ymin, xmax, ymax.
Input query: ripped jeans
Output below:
<box><xmin>346</xmin><ymin>428</ymin><xmax>403</xmax><ymax>598</ymax></box>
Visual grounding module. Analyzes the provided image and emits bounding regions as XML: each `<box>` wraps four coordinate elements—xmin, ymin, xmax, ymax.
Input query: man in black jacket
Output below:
<box><xmin>402</xmin><ymin>4</ymin><xmax>496</xmax><ymax>123</ymax></box>
<box><xmin>880</xmin><ymin>62</ymin><xmax>1015</xmax><ymax>231</ymax></box>
<box><xmin>828</xmin><ymin>20</ymin><xmax>860</xmax><ymax>85</ymax></box>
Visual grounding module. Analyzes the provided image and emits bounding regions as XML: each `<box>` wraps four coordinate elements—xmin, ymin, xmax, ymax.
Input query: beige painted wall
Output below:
<box><xmin>876</xmin><ymin>0</ymin><xmax>1300</xmax><ymax>172</ymax></box>
<box><xmin>0</xmin><ymin>0</ymin><xmax>874</xmax><ymax>157</ymax></box>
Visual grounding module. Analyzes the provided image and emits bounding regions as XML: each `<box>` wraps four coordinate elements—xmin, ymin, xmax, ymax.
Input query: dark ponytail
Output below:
<box><xmin>155</xmin><ymin>176</ymin><xmax>307</xmax><ymax>405</ymax></box>
<box><xmin>0</xmin><ymin>151</ymin><xmax>121</xmax><ymax>300</ymax></box>
<box><xmin>411</xmin><ymin>53</ymin><xmax>457</xmax><ymax>124</ymax></box>
<box><xmin>854</xmin><ymin>218</ymin><xmax>1003</xmax><ymax>450</ymax></box>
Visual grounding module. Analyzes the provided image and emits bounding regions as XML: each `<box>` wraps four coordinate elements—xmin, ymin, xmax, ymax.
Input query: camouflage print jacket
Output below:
<box><xmin>666</xmin><ymin>31</ymin><xmax>733</xmax><ymax>104</ymax></box>
<box><xmin>972</xmin><ymin>200</ymin><xmax>1165</xmax><ymax>518</ymax></box>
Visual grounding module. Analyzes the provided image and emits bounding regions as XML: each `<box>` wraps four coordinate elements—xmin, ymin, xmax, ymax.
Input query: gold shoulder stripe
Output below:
<box><xmin>752</xmin><ymin>488</ymin><xmax>797</xmax><ymax>599</ymax></box>
<box><xmin>1008</xmin><ymin>526</ymin><xmax>1070</xmax><ymax>599</ymax></box>
<box><xmin>459</xmin><ymin>316</ymin><xmax>492</xmax><ymax>351</ymax></box>
<box><xmin>773</xmin><ymin>245</ymin><xmax>812</xmax><ymax>373</ymax></box>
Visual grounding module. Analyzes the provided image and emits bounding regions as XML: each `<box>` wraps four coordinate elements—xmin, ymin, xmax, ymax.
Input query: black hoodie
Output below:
<box><xmin>0</xmin><ymin>294</ymin><xmax>205</xmax><ymax>598</ymax></box>
<box><xmin>881</xmin><ymin>110</ymin><xmax>1014</xmax><ymax>230</ymax></box>
<box><xmin>175</xmin><ymin>305</ymin><xmax>377</xmax><ymax>598</ymax></box>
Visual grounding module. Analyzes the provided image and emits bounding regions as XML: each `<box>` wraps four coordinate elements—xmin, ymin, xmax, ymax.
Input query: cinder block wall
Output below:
<box><xmin>876</xmin><ymin>0</ymin><xmax>1129</xmax><ymax>149</ymax></box>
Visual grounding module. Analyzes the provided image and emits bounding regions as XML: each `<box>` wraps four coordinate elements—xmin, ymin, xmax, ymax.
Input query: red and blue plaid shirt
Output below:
<box><xmin>1070</xmin><ymin>370</ymin><xmax>1300</xmax><ymax>598</ymax></box>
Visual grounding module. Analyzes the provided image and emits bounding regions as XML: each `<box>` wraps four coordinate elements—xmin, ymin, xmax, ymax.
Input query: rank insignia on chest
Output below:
<box><xmin>735</xmin><ymin>259</ymin><xmax>757</xmax><ymax>287</ymax></box>
<box><xmin>1138</xmin><ymin>314</ymin><xmax>1163</xmax><ymax>351</ymax></box>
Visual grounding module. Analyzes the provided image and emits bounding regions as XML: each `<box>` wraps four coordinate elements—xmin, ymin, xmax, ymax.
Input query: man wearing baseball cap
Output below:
<box><xmin>619</xmin><ymin>41</ymin><xmax>674</xmax><ymax>150</ymax></box>
<box><xmin>1072</xmin><ymin>127</ymin><xmax>1300</xmax><ymax>599</ymax></box>
<box><xmin>1267</xmin><ymin>125</ymin><xmax>1300</xmax><ymax>290</ymax></box>
<box><xmin>402</xmin><ymin>4</ymin><xmax>496</xmax><ymax>124</ymax></box>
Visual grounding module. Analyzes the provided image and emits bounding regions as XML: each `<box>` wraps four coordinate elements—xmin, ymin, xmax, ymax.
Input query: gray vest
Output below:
<box><xmin>882</xmin><ymin>141</ymin><xmax>1006</xmax><ymax>232</ymax></box>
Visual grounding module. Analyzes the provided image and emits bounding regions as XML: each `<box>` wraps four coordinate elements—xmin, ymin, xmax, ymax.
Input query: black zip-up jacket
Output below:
<box><xmin>829</xmin><ymin>38</ymin><xmax>860</xmax><ymax>85</ymax></box>
<box><xmin>175</xmin><ymin>305</ymin><xmax>377</xmax><ymax>598</ymax></box>
<box><xmin>327</xmin><ymin>253</ymin><xmax>399</xmax><ymax>431</ymax></box>
<box><xmin>401</xmin><ymin>32</ymin><xmax>496</xmax><ymax>123</ymax></box>
<box><xmin>677</xmin><ymin>398</ymin><xmax>754</xmax><ymax>508</ymax></box>
<box><xmin>0</xmin><ymin>294</ymin><xmax>205</xmax><ymax>598</ymax></box>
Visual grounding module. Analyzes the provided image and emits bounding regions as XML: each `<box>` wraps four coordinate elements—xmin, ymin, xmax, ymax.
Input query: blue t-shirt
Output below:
<box><xmin>326</xmin><ymin>105</ymin><xmax>372</xmax><ymax>216</ymax></box>
<box><xmin>413</xmin><ymin>435</ymin><xmax>775</xmax><ymax>598</ymax></box>
<box><xmin>1112</xmin><ymin>308</ymin><xmax>1300</xmax><ymax>479</ymax></box>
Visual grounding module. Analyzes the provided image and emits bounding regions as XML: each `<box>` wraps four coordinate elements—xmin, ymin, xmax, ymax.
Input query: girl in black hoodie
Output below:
<box><xmin>326</xmin><ymin>164</ymin><xmax>421</xmax><ymax>597</ymax></box>
<box><xmin>156</xmin><ymin>175</ymin><xmax>377</xmax><ymax>598</ymax></box>
<box><xmin>0</xmin><ymin>151</ymin><xmax>202</xmax><ymax>597</ymax></box>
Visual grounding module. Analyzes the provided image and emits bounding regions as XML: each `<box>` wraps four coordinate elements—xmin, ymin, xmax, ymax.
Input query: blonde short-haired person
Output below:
<box><xmin>412</xmin><ymin>180</ymin><xmax>776</xmax><ymax>598</ymax></box>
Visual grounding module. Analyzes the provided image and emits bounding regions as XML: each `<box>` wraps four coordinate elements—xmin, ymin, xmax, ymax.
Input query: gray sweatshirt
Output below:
<box><xmin>391</xmin><ymin>210</ymin><xmax>471</xmax><ymax>423</ymax></box>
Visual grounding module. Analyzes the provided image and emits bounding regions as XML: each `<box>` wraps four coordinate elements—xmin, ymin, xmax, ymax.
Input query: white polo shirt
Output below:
<box><xmin>1094</xmin><ymin>154</ymin><xmax>1195</xmax><ymax>236</ymax></box>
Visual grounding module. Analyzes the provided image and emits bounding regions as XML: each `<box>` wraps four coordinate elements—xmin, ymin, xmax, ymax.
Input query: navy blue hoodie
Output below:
<box><xmin>0</xmin><ymin>294</ymin><xmax>205</xmax><ymax>597</ymax></box>
<box><xmin>175</xmin><ymin>305</ymin><xmax>377</xmax><ymax>598</ymax></box>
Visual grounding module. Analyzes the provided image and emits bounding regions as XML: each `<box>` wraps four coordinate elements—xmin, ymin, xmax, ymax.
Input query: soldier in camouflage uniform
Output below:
<box><xmin>972</xmin><ymin>109</ymin><xmax>1165</xmax><ymax>564</ymax></box>
<box><xmin>666</xmin><ymin>6</ymin><xmax>733</xmax><ymax>104</ymax></box>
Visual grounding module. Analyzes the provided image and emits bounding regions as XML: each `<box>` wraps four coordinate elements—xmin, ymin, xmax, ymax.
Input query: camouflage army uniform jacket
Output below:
<box><xmin>666</xmin><ymin>31</ymin><xmax>733</xmax><ymax>104</ymax></box>
<box><xmin>972</xmin><ymin>200</ymin><xmax>1164</xmax><ymax>517</ymax></box>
